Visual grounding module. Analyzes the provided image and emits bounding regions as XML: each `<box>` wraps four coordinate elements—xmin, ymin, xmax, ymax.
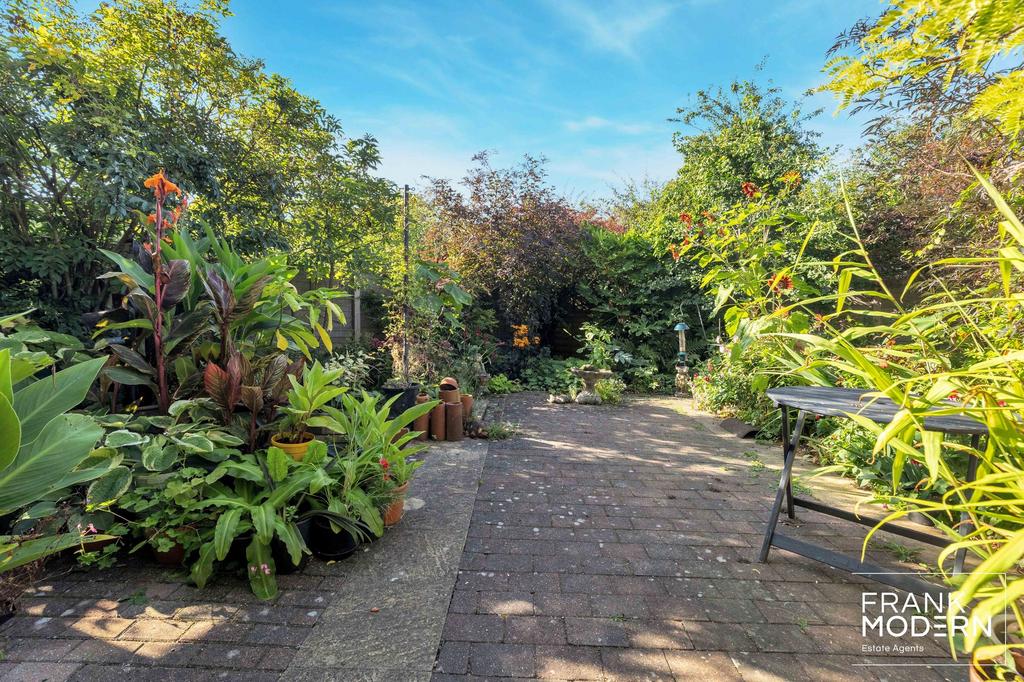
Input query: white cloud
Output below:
<box><xmin>546</xmin><ymin>0</ymin><xmax>676</xmax><ymax>58</ymax></box>
<box><xmin>564</xmin><ymin>116</ymin><xmax>656</xmax><ymax>135</ymax></box>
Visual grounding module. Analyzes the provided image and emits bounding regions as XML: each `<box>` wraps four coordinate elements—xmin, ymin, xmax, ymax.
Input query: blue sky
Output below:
<box><xmin>222</xmin><ymin>0</ymin><xmax>881</xmax><ymax>200</ymax></box>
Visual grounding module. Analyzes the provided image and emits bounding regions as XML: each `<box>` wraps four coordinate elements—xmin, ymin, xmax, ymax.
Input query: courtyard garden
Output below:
<box><xmin>2</xmin><ymin>0</ymin><xmax>1024</xmax><ymax>679</ymax></box>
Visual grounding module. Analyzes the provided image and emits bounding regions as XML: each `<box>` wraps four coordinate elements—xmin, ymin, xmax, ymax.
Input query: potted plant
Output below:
<box><xmin>119</xmin><ymin>468</ymin><xmax>214</xmax><ymax>567</ymax></box>
<box><xmin>382</xmin><ymin>454</ymin><xmax>423</xmax><ymax>527</ymax></box>
<box><xmin>273</xmin><ymin>361</ymin><xmax>346</xmax><ymax>460</ymax></box>
<box><xmin>307</xmin><ymin>391</ymin><xmax>436</xmax><ymax>543</ymax></box>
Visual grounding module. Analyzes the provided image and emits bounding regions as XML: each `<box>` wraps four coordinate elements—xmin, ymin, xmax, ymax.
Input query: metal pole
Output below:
<box><xmin>402</xmin><ymin>184</ymin><xmax>410</xmax><ymax>386</ymax></box>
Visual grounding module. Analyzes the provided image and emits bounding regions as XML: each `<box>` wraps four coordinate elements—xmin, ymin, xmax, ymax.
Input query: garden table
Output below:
<box><xmin>757</xmin><ymin>386</ymin><xmax>986</xmax><ymax>597</ymax></box>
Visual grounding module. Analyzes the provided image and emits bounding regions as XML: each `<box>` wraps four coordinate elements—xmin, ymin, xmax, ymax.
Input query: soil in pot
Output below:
<box><xmin>309</xmin><ymin>517</ymin><xmax>360</xmax><ymax>561</ymax></box>
<box><xmin>383</xmin><ymin>483</ymin><xmax>410</xmax><ymax>527</ymax></box>
<box><xmin>380</xmin><ymin>385</ymin><xmax>420</xmax><ymax>418</ymax></box>
<box><xmin>272</xmin><ymin>518</ymin><xmax>312</xmax><ymax>575</ymax></box>
<box><xmin>271</xmin><ymin>434</ymin><xmax>315</xmax><ymax>461</ymax></box>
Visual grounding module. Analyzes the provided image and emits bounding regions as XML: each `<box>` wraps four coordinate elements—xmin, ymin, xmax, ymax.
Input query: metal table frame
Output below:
<box><xmin>757</xmin><ymin>387</ymin><xmax>984</xmax><ymax>597</ymax></box>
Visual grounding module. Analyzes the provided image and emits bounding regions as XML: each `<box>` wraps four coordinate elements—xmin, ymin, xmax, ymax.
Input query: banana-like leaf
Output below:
<box><xmin>0</xmin><ymin>533</ymin><xmax>113</xmax><ymax>573</ymax></box>
<box><xmin>13</xmin><ymin>356</ymin><xmax>105</xmax><ymax>445</ymax></box>
<box><xmin>0</xmin><ymin>393</ymin><xmax>20</xmax><ymax>471</ymax></box>
<box><xmin>0</xmin><ymin>413</ymin><xmax>103</xmax><ymax>515</ymax></box>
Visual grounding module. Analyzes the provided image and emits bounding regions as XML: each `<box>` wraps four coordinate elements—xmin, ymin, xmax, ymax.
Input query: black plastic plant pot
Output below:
<box><xmin>380</xmin><ymin>385</ymin><xmax>421</xmax><ymax>418</ymax></box>
<box><xmin>272</xmin><ymin>518</ymin><xmax>312</xmax><ymax>575</ymax></box>
<box><xmin>309</xmin><ymin>516</ymin><xmax>360</xmax><ymax>561</ymax></box>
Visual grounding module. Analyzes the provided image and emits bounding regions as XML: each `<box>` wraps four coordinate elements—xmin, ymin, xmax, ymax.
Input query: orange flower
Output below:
<box><xmin>146</xmin><ymin>213</ymin><xmax>157</xmax><ymax>224</ymax></box>
<box><xmin>668</xmin><ymin>244</ymin><xmax>681</xmax><ymax>261</ymax></box>
<box><xmin>678</xmin><ymin>212</ymin><xmax>693</xmax><ymax>227</ymax></box>
<box><xmin>741</xmin><ymin>181</ymin><xmax>760</xmax><ymax>198</ymax></box>
<box><xmin>144</xmin><ymin>170</ymin><xmax>180</xmax><ymax>199</ymax></box>
<box><xmin>781</xmin><ymin>171</ymin><xmax>801</xmax><ymax>186</ymax></box>
<box><xmin>701</xmin><ymin>210</ymin><xmax>715</xmax><ymax>222</ymax></box>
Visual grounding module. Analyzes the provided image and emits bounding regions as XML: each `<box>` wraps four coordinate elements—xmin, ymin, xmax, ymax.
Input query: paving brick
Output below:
<box><xmin>504</xmin><ymin>615</ymin><xmax>566</xmax><ymax>644</ymax></box>
<box><xmin>64</xmin><ymin>639</ymin><xmax>142</xmax><ymax>663</ymax></box>
<box><xmin>434</xmin><ymin>641</ymin><xmax>471</xmax><ymax>674</ymax></box>
<box><xmin>1</xmin><ymin>636</ymin><xmax>80</xmax><ymax>661</ymax></box>
<box><xmin>441</xmin><ymin>613</ymin><xmax>505</xmax><ymax>642</ymax></box>
<box><xmin>600</xmin><ymin>647</ymin><xmax>672</xmax><ymax>680</ymax></box>
<box><xmin>0</xmin><ymin>661</ymin><xmax>80</xmax><ymax>681</ymax></box>
<box><xmin>117</xmin><ymin>619</ymin><xmax>191</xmax><ymax>642</ymax></box>
<box><xmin>468</xmin><ymin>642</ymin><xmax>535</xmax><ymax>677</ymax></box>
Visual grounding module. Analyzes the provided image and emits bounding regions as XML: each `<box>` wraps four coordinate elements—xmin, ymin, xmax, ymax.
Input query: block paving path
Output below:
<box><xmin>432</xmin><ymin>393</ymin><xmax>963</xmax><ymax>682</ymax></box>
<box><xmin>0</xmin><ymin>393</ymin><xmax>964</xmax><ymax>681</ymax></box>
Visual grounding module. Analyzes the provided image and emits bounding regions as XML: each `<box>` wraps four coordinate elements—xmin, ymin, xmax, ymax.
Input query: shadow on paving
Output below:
<box><xmin>0</xmin><ymin>439</ymin><xmax>488</xmax><ymax>682</ymax></box>
<box><xmin>431</xmin><ymin>392</ymin><xmax>966</xmax><ymax>682</ymax></box>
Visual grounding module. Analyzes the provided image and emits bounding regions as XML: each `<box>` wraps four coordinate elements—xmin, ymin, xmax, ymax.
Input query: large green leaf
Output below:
<box><xmin>86</xmin><ymin>466</ymin><xmax>133</xmax><ymax>507</ymax></box>
<box><xmin>0</xmin><ymin>349</ymin><xmax>12</xmax><ymax>404</ymax></box>
<box><xmin>13</xmin><ymin>356</ymin><xmax>106</xmax><ymax>445</ymax></box>
<box><xmin>0</xmin><ymin>393</ymin><xmax>20</xmax><ymax>471</ymax></box>
<box><xmin>98</xmin><ymin>248</ymin><xmax>155</xmax><ymax>290</ymax></box>
<box><xmin>0</xmin><ymin>533</ymin><xmax>112</xmax><ymax>573</ymax></box>
<box><xmin>214</xmin><ymin>507</ymin><xmax>243</xmax><ymax>561</ymax></box>
<box><xmin>0</xmin><ymin>413</ymin><xmax>103</xmax><ymax>515</ymax></box>
<box><xmin>190</xmin><ymin>541</ymin><xmax>216</xmax><ymax>589</ymax></box>
<box><xmin>245</xmin><ymin>538</ymin><xmax>277</xmax><ymax>600</ymax></box>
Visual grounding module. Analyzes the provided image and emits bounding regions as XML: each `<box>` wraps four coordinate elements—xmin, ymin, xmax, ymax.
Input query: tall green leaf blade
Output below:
<box><xmin>0</xmin><ymin>413</ymin><xmax>103</xmax><ymax>515</ymax></box>
<box><xmin>13</xmin><ymin>357</ymin><xmax>105</xmax><ymax>445</ymax></box>
<box><xmin>245</xmin><ymin>538</ymin><xmax>277</xmax><ymax>600</ymax></box>
<box><xmin>0</xmin><ymin>393</ymin><xmax>20</xmax><ymax>471</ymax></box>
<box><xmin>214</xmin><ymin>508</ymin><xmax>243</xmax><ymax>561</ymax></box>
<box><xmin>0</xmin><ymin>349</ymin><xmax>12</xmax><ymax>404</ymax></box>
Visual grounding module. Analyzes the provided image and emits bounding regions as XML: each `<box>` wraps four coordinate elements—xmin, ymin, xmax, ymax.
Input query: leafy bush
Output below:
<box><xmin>519</xmin><ymin>354</ymin><xmax>581</xmax><ymax>394</ymax></box>
<box><xmin>595</xmin><ymin>377</ymin><xmax>626</xmax><ymax>405</ymax></box>
<box><xmin>487</xmin><ymin>374</ymin><xmax>522</xmax><ymax>394</ymax></box>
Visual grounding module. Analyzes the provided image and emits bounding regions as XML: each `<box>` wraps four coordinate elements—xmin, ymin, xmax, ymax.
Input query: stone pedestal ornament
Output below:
<box><xmin>570</xmin><ymin>367</ymin><xmax>613</xmax><ymax>405</ymax></box>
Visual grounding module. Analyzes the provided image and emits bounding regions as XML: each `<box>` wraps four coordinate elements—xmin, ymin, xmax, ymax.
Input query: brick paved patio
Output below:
<box><xmin>432</xmin><ymin>393</ymin><xmax>963</xmax><ymax>682</ymax></box>
<box><xmin>0</xmin><ymin>393</ymin><xmax>967</xmax><ymax>681</ymax></box>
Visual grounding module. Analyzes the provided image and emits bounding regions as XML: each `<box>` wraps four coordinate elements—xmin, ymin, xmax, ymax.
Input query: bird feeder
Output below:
<box><xmin>673</xmin><ymin>322</ymin><xmax>690</xmax><ymax>394</ymax></box>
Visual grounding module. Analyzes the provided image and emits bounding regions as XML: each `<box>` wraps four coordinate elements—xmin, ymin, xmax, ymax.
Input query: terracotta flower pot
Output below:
<box><xmin>445</xmin><ymin>402</ymin><xmax>464</xmax><ymax>441</ymax></box>
<box><xmin>383</xmin><ymin>482</ymin><xmax>410</xmax><ymax>527</ymax></box>
<box><xmin>439</xmin><ymin>377</ymin><xmax>460</xmax><ymax>404</ymax></box>
<box><xmin>414</xmin><ymin>394</ymin><xmax>430</xmax><ymax>441</ymax></box>
<box><xmin>460</xmin><ymin>393</ymin><xmax>474</xmax><ymax>419</ymax></box>
<box><xmin>271</xmin><ymin>434</ymin><xmax>314</xmax><ymax>461</ymax></box>
<box><xmin>429</xmin><ymin>402</ymin><xmax>446</xmax><ymax>440</ymax></box>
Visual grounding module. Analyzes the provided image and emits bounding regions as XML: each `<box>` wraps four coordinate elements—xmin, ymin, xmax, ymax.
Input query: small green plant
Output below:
<box><xmin>275</xmin><ymin>361</ymin><xmax>346</xmax><ymax>444</ymax></box>
<box><xmin>484</xmin><ymin>421</ymin><xmax>517</xmax><ymax>440</ymax></box>
<box><xmin>595</xmin><ymin>377</ymin><xmax>625</xmax><ymax>405</ymax></box>
<box><xmin>487</xmin><ymin>374</ymin><xmax>522</xmax><ymax>394</ymax></box>
<box><xmin>796</xmin><ymin>617</ymin><xmax>809</xmax><ymax>634</ymax></box>
<box><xmin>880</xmin><ymin>541</ymin><xmax>920</xmax><ymax>564</ymax></box>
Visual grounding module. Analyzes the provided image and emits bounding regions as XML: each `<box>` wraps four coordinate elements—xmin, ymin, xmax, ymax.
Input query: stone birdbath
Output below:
<box><xmin>570</xmin><ymin>367</ymin><xmax>614</xmax><ymax>405</ymax></box>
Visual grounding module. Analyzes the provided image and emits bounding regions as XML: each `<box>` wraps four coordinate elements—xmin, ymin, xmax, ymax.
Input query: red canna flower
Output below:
<box><xmin>679</xmin><ymin>212</ymin><xmax>693</xmax><ymax>226</ymax></box>
<box><xmin>741</xmin><ymin>182</ymin><xmax>760</xmax><ymax>199</ymax></box>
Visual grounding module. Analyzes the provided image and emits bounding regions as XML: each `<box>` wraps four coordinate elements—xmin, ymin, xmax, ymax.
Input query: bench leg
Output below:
<box><xmin>758</xmin><ymin>407</ymin><xmax>806</xmax><ymax>562</ymax></box>
<box><xmin>953</xmin><ymin>437</ymin><xmax>981</xmax><ymax>575</ymax></box>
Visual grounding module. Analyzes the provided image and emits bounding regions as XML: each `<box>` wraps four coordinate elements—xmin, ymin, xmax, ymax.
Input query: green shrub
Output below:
<box><xmin>487</xmin><ymin>373</ymin><xmax>522</xmax><ymax>394</ymax></box>
<box><xmin>595</xmin><ymin>377</ymin><xmax>626</xmax><ymax>404</ymax></box>
<box><xmin>519</xmin><ymin>354</ymin><xmax>581</xmax><ymax>393</ymax></box>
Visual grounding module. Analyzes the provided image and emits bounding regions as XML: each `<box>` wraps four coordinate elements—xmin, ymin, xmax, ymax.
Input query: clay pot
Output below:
<box><xmin>429</xmin><ymin>402</ymin><xmax>446</xmax><ymax>440</ymax></box>
<box><xmin>460</xmin><ymin>394</ymin><xmax>474</xmax><ymax>419</ymax></box>
<box><xmin>445</xmin><ymin>402</ymin><xmax>464</xmax><ymax>441</ymax></box>
<box><xmin>271</xmin><ymin>434</ymin><xmax>314</xmax><ymax>461</ymax></box>
<box><xmin>414</xmin><ymin>394</ymin><xmax>430</xmax><ymax>441</ymax></box>
<box><xmin>439</xmin><ymin>377</ymin><xmax>460</xmax><ymax>405</ymax></box>
<box><xmin>383</xmin><ymin>483</ymin><xmax>410</xmax><ymax>527</ymax></box>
